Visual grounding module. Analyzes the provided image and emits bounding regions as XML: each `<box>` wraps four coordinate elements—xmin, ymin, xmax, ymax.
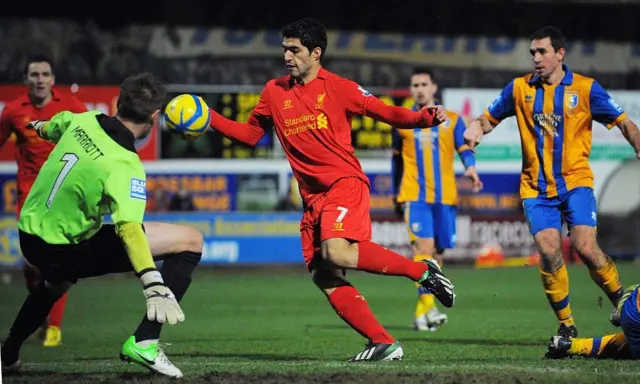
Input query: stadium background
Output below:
<box><xmin>2</xmin><ymin>0</ymin><xmax>640</xmax><ymax>270</ymax></box>
<box><xmin>2</xmin><ymin>1</ymin><xmax>640</xmax><ymax>382</ymax></box>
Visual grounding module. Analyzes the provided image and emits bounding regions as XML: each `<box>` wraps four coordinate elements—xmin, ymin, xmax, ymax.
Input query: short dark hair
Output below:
<box><xmin>530</xmin><ymin>26</ymin><xmax>566</xmax><ymax>52</ymax></box>
<box><xmin>412</xmin><ymin>68</ymin><xmax>436</xmax><ymax>83</ymax></box>
<box><xmin>116</xmin><ymin>73</ymin><xmax>166</xmax><ymax>124</ymax></box>
<box><xmin>281</xmin><ymin>18</ymin><xmax>328</xmax><ymax>60</ymax></box>
<box><xmin>23</xmin><ymin>55</ymin><xmax>55</xmax><ymax>76</ymax></box>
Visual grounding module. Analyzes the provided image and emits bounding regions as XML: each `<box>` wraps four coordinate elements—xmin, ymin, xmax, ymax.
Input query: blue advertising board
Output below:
<box><xmin>0</xmin><ymin>170</ymin><xmax>522</xmax><ymax>215</ymax></box>
<box><xmin>0</xmin><ymin>216</ymin><xmax>20</xmax><ymax>268</ymax></box>
<box><xmin>0</xmin><ymin>172</ymin><xmax>241</xmax><ymax>215</ymax></box>
<box><xmin>456</xmin><ymin>172</ymin><xmax>521</xmax><ymax>213</ymax></box>
<box><xmin>145</xmin><ymin>212</ymin><xmax>303</xmax><ymax>264</ymax></box>
<box><xmin>145</xmin><ymin>173</ymin><xmax>238</xmax><ymax>211</ymax></box>
<box><xmin>366</xmin><ymin>171</ymin><xmax>521</xmax><ymax>213</ymax></box>
<box><xmin>0</xmin><ymin>212</ymin><xmax>305</xmax><ymax>269</ymax></box>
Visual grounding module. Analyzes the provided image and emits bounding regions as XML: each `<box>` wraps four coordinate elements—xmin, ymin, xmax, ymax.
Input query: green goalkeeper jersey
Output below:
<box><xmin>18</xmin><ymin>110</ymin><xmax>147</xmax><ymax>244</ymax></box>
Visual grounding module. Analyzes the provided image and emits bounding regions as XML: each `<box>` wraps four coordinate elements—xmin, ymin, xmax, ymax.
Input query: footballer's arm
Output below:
<box><xmin>476</xmin><ymin>115</ymin><xmax>500</xmax><ymax>135</ymax></box>
<box><xmin>106</xmin><ymin>174</ymin><xmax>156</xmax><ymax>273</ymax></box>
<box><xmin>341</xmin><ymin>81</ymin><xmax>446</xmax><ymax>128</ymax></box>
<box><xmin>208</xmin><ymin>85</ymin><xmax>271</xmax><ymax>147</ymax></box>
<box><xmin>116</xmin><ymin>221</ymin><xmax>156</xmax><ymax>273</ymax></box>
<box><xmin>617</xmin><ymin>118</ymin><xmax>640</xmax><ymax>157</ymax></box>
<box><xmin>27</xmin><ymin>111</ymin><xmax>76</xmax><ymax>143</ymax></box>
<box><xmin>469</xmin><ymin>79</ymin><xmax>514</xmax><ymax>138</ymax></box>
<box><xmin>362</xmin><ymin>97</ymin><xmax>446</xmax><ymax>128</ymax></box>
<box><xmin>462</xmin><ymin>115</ymin><xmax>499</xmax><ymax>150</ymax></box>
<box><xmin>208</xmin><ymin>110</ymin><xmax>267</xmax><ymax>147</ymax></box>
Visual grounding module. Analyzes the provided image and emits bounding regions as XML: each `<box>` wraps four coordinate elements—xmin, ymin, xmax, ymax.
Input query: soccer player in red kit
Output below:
<box><xmin>206</xmin><ymin>19</ymin><xmax>456</xmax><ymax>362</ymax></box>
<box><xmin>0</xmin><ymin>55</ymin><xmax>87</xmax><ymax>347</ymax></box>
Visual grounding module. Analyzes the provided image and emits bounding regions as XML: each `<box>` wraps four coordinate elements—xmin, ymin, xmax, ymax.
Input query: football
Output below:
<box><xmin>163</xmin><ymin>94</ymin><xmax>211</xmax><ymax>139</ymax></box>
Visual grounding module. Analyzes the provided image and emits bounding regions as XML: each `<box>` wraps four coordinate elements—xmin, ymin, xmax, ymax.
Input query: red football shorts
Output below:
<box><xmin>300</xmin><ymin>177</ymin><xmax>372</xmax><ymax>269</ymax></box>
<box><xmin>16</xmin><ymin>179</ymin><xmax>35</xmax><ymax>217</ymax></box>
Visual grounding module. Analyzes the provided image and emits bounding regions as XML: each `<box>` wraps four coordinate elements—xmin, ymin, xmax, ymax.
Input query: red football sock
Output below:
<box><xmin>357</xmin><ymin>241</ymin><xmax>428</xmax><ymax>281</ymax></box>
<box><xmin>48</xmin><ymin>293</ymin><xmax>68</xmax><ymax>328</ymax></box>
<box><xmin>328</xmin><ymin>285</ymin><xmax>394</xmax><ymax>344</ymax></box>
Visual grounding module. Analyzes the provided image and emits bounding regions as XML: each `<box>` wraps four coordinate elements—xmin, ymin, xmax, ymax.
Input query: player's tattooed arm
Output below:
<box><xmin>477</xmin><ymin>115</ymin><xmax>499</xmax><ymax>134</ymax></box>
<box><xmin>617</xmin><ymin>118</ymin><xmax>640</xmax><ymax>158</ymax></box>
<box><xmin>463</xmin><ymin>115</ymin><xmax>499</xmax><ymax>150</ymax></box>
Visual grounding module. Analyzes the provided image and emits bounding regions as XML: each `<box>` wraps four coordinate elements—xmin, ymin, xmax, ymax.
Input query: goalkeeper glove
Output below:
<box><xmin>26</xmin><ymin>120</ymin><xmax>48</xmax><ymax>138</ymax></box>
<box><xmin>139</xmin><ymin>269</ymin><xmax>185</xmax><ymax>325</ymax></box>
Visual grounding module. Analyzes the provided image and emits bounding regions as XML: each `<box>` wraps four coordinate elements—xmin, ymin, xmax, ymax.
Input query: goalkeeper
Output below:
<box><xmin>0</xmin><ymin>73</ymin><xmax>202</xmax><ymax>379</ymax></box>
<box><xmin>547</xmin><ymin>284</ymin><xmax>640</xmax><ymax>359</ymax></box>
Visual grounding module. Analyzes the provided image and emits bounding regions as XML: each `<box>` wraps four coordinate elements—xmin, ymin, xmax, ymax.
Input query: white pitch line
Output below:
<box><xmin>19</xmin><ymin>360</ymin><xmax>640</xmax><ymax>377</ymax></box>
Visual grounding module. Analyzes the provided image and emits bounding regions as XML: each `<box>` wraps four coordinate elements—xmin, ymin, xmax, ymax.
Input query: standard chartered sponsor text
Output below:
<box><xmin>284</xmin><ymin>114</ymin><xmax>328</xmax><ymax>136</ymax></box>
<box><xmin>284</xmin><ymin>114</ymin><xmax>316</xmax><ymax>127</ymax></box>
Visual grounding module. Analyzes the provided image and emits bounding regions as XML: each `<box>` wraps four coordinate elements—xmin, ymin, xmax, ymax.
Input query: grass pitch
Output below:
<box><xmin>2</xmin><ymin>263</ymin><xmax>640</xmax><ymax>383</ymax></box>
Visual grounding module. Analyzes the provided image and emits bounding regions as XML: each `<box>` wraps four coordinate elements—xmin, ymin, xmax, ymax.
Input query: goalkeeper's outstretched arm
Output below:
<box><xmin>28</xmin><ymin>110</ymin><xmax>77</xmax><ymax>143</ymax></box>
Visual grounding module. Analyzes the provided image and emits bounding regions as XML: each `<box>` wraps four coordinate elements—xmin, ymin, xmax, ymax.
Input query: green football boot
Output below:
<box><xmin>120</xmin><ymin>336</ymin><xmax>183</xmax><ymax>378</ymax></box>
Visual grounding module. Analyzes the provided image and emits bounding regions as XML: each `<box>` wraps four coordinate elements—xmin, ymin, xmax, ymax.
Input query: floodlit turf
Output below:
<box><xmin>2</xmin><ymin>263</ymin><xmax>640</xmax><ymax>383</ymax></box>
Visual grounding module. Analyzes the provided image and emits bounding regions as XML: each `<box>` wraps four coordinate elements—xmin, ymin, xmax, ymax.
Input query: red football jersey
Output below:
<box><xmin>257</xmin><ymin>69</ymin><xmax>375</xmax><ymax>203</ymax></box>
<box><xmin>0</xmin><ymin>90</ymin><xmax>87</xmax><ymax>183</ymax></box>
<box><xmin>210</xmin><ymin>68</ymin><xmax>437</xmax><ymax>205</ymax></box>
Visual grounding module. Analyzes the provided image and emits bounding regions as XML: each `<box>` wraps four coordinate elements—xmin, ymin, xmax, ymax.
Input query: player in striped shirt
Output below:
<box><xmin>464</xmin><ymin>26</ymin><xmax>640</xmax><ymax>338</ymax></box>
<box><xmin>392</xmin><ymin>68</ymin><xmax>482</xmax><ymax>331</ymax></box>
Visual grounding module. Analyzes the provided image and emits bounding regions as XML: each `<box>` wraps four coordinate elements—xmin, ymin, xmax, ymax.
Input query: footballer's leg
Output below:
<box><xmin>524</xmin><ymin>197</ymin><xmax>577</xmax><ymax>337</ymax></box>
<box><xmin>412</xmin><ymin>238</ymin><xmax>440</xmax><ymax>331</ymax></box>
<box><xmin>422</xmin><ymin>248</ymin><xmax>449</xmax><ymax>331</ymax></box>
<box><xmin>22</xmin><ymin>262</ymin><xmax>42</xmax><ymax>293</ymax></box>
<box><xmin>2</xmin><ymin>224</ymin><xmax>202</xmax><ymax>377</ymax></box>
<box><xmin>45</xmin><ymin>292</ymin><xmax>68</xmax><ymax>347</ymax></box>
<box><xmin>404</xmin><ymin>201</ymin><xmax>440</xmax><ymax>331</ymax></box>
<box><xmin>17</xmin><ymin>193</ymin><xmax>52</xmax><ymax>342</ymax></box>
<box><xmin>1</xmin><ymin>281</ymin><xmax>72</xmax><ymax>374</ymax></box>
<box><xmin>310</xmin><ymin>261</ymin><xmax>403</xmax><ymax>362</ymax></box>
<box><xmin>547</xmin><ymin>284</ymin><xmax>637</xmax><ymax>359</ymax></box>
<box><xmin>120</xmin><ymin>222</ymin><xmax>203</xmax><ymax>378</ymax></box>
<box><xmin>546</xmin><ymin>333</ymin><xmax>630</xmax><ymax>359</ymax></box>
<box><xmin>21</xmin><ymin>262</ymin><xmax>49</xmax><ymax>340</ymax></box>
<box><xmin>422</xmin><ymin>203</ymin><xmax>458</xmax><ymax>332</ymax></box>
<box><xmin>2</xmin><ymin>232</ymin><xmax>74</xmax><ymax>374</ymax></box>
<box><xmin>319</xmin><ymin>178</ymin><xmax>455</xmax><ymax>308</ymax></box>
<box><xmin>564</xmin><ymin>188</ymin><xmax>623</xmax><ymax>309</ymax></box>
<box><xmin>301</xmin><ymin>193</ymin><xmax>402</xmax><ymax>362</ymax></box>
